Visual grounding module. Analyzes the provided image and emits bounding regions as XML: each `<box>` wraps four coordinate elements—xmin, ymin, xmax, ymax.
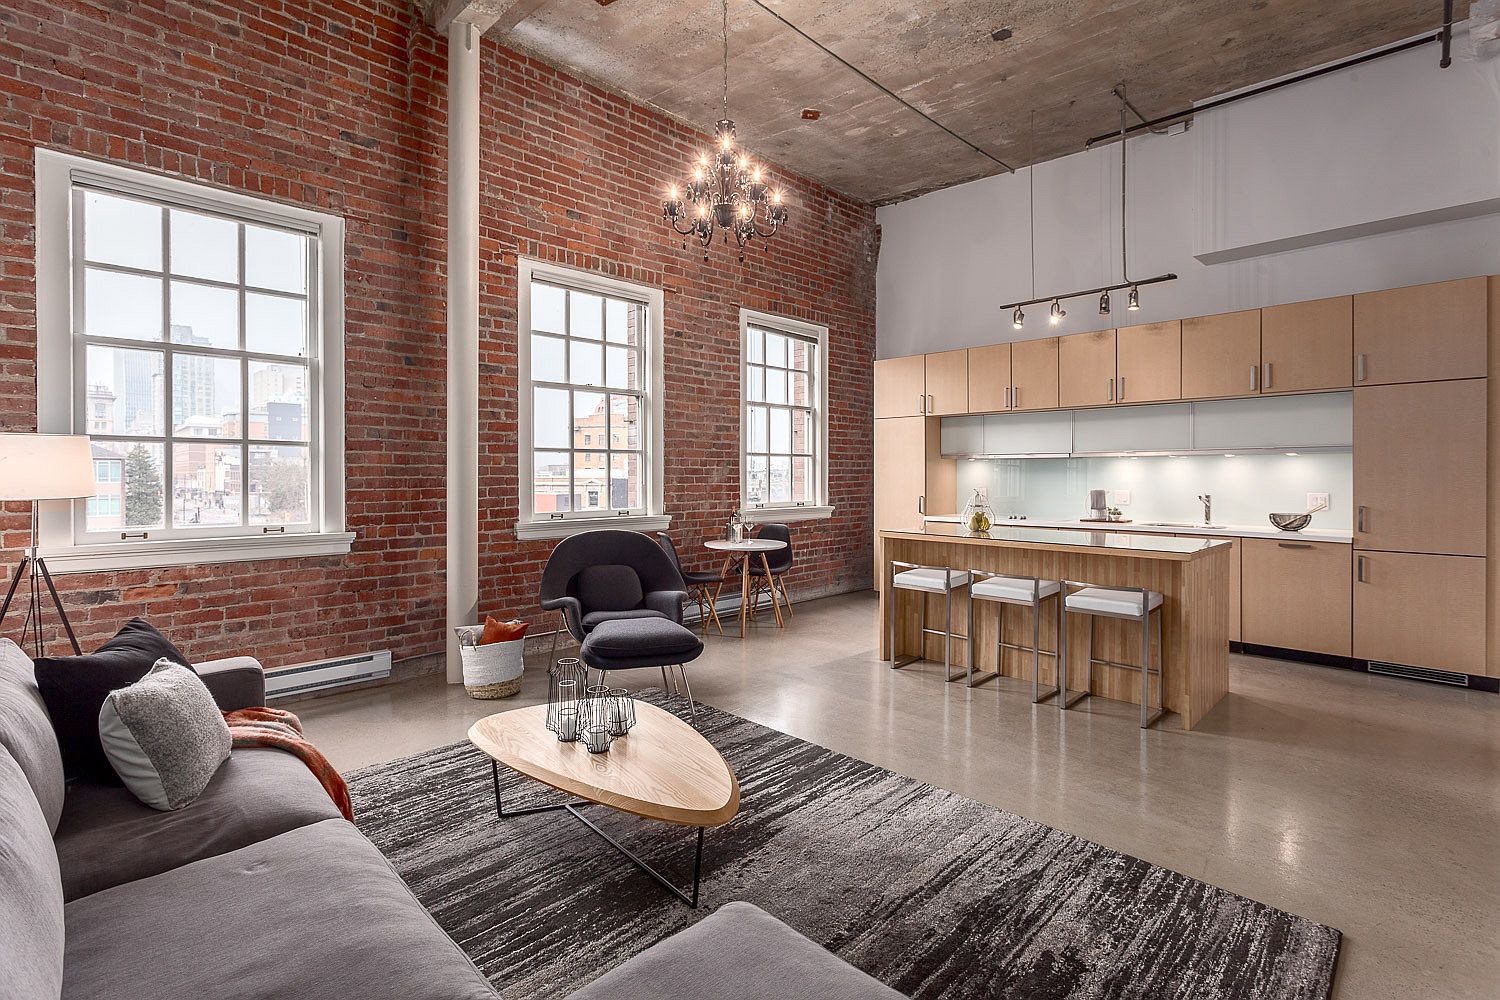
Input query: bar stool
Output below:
<box><xmin>1058</xmin><ymin>582</ymin><xmax>1165</xmax><ymax>729</ymax></box>
<box><xmin>966</xmin><ymin>571</ymin><xmax>1063</xmax><ymax>700</ymax></box>
<box><xmin>886</xmin><ymin>560</ymin><xmax>970</xmax><ymax>681</ymax></box>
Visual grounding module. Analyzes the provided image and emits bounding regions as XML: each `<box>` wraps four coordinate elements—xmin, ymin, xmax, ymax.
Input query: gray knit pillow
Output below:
<box><xmin>98</xmin><ymin>659</ymin><xmax>231</xmax><ymax>811</ymax></box>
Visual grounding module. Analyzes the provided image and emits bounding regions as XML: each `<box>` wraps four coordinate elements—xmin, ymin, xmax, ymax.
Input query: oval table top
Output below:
<box><xmin>703</xmin><ymin>538</ymin><xmax>787</xmax><ymax>553</ymax></box>
<box><xmin>468</xmin><ymin>703</ymin><xmax>739</xmax><ymax>828</ymax></box>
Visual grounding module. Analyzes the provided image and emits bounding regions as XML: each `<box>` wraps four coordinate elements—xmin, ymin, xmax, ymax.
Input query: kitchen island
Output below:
<box><xmin>878</xmin><ymin>524</ymin><xmax>1232</xmax><ymax>730</ymax></box>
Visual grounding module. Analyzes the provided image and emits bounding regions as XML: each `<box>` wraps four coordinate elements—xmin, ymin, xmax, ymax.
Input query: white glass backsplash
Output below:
<box><xmin>955</xmin><ymin>451</ymin><xmax>1353</xmax><ymax>528</ymax></box>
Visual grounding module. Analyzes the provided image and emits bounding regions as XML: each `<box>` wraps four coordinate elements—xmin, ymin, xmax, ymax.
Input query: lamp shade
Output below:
<box><xmin>0</xmin><ymin>434</ymin><xmax>96</xmax><ymax>501</ymax></box>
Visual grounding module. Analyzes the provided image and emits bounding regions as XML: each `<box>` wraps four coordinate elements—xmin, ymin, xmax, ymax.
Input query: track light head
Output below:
<box><xmin>1099</xmin><ymin>289</ymin><xmax>1111</xmax><ymax>314</ymax></box>
<box><xmin>1048</xmin><ymin>298</ymin><xmax>1065</xmax><ymax>325</ymax></box>
<box><xmin>1127</xmin><ymin>285</ymin><xmax>1140</xmax><ymax>311</ymax></box>
<box><xmin>1012</xmin><ymin>306</ymin><xmax>1024</xmax><ymax>329</ymax></box>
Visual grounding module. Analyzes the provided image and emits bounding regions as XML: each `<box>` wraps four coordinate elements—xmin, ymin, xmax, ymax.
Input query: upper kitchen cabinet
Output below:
<box><xmin>1354</xmin><ymin>378</ymin><xmax>1486</xmax><ymax>557</ymax></box>
<box><xmin>1010</xmin><ymin>337</ymin><xmax>1060</xmax><ymax>411</ymax></box>
<box><xmin>966</xmin><ymin>344</ymin><xmax>1012</xmax><ymax>413</ymax></box>
<box><xmin>1353</xmin><ymin>277</ymin><xmax>1488</xmax><ymax>385</ymax></box>
<box><xmin>1181</xmin><ymin>310</ymin><xmax>1261</xmax><ymax>400</ymax></box>
<box><xmin>1260</xmin><ymin>296</ymin><xmax>1353</xmax><ymax>394</ymax></box>
<box><xmin>873</xmin><ymin>355</ymin><xmax>926</xmax><ymax>418</ymax></box>
<box><xmin>1058</xmin><ymin>329</ymin><xmax>1117</xmax><ymax>408</ymax></box>
<box><xmin>924</xmin><ymin>349</ymin><xmax>969</xmax><ymax>415</ymax></box>
<box><xmin>1116</xmin><ymin>321</ymin><xmax>1181</xmax><ymax>403</ymax></box>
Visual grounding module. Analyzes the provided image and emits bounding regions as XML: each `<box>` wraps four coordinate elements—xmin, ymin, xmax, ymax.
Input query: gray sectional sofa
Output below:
<box><xmin>0</xmin><ymin>637</ymin><xmax>903</xmax><ymax>1000</ymax></box>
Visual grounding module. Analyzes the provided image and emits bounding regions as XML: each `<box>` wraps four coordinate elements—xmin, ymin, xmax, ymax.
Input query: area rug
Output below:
<box><xmin>348</xmin><ymin>692</ymin><xmax>1339</xmax><ymax>1000</ymax></box>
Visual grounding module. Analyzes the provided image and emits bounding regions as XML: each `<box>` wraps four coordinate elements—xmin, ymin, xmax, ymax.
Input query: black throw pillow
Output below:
<box><xmin>34</xmin><ymin>618</ymin><xmax>195</xmax><ymax>784</ymax></box>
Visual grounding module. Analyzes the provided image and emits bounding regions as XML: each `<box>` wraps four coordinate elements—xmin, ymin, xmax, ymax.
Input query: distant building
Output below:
<box><xmin>251</xmin><ymin>363</ymin><xmax>307</xmax><ymax>409</ymax></box>
<box><xmin>85</xmin><ymin>384</ymin><xmax>115</xmax><ymax>434</ymax></box>
<box><xmin>169</xmin><ymin>325</ymin><xmax>217</xmax><ymax>431</ymax></box>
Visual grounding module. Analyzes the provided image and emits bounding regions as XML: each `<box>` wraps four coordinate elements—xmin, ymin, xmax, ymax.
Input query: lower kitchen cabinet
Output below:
<box><xmin>1353</xmin><ymin>551</ymin><xmax>1486</xmax><ymax>675</ymax></box>
<box><xmin>1176</xmin><ymin>534</ymin><xmax>1241</xmax><ymax>642</ymax></box>
<box><xmin>1241</xmin><ymin>538</ymin><xmax>1351</xmax><ymax>656</ymax></box>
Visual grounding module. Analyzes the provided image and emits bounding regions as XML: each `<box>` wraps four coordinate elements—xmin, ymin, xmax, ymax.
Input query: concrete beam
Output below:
<box><xmin>419</xmin><ymin>0</ymin><xmax>549</xmax><ymax>35</ymax></box>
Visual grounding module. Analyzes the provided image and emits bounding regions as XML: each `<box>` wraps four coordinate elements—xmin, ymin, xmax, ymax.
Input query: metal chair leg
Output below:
<box><xmin>965</xmin><ymin>587</ymin><xmax>975</xmax><ymax>687</ymax></box>
<box><xmin>676</xmin><ymin>664</ymin><xmax>697</xmax><ymax>725</ymax></box>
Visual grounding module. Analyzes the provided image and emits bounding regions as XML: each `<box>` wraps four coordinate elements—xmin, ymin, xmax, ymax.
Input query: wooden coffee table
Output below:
<box><xmin>468</xmin><ymin>702</ymin><xmax>739</xmax><ymax>908</ymax></box>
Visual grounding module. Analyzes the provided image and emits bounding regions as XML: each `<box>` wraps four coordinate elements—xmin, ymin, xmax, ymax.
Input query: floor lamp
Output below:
<box><xmin>0</xmin><ymin>434</ymin><xmax>95</xmax><ymax>657</ymax></box>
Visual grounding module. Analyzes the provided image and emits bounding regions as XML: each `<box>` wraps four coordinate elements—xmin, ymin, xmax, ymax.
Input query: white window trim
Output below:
<box><xmin>33</xmin><ymin>149</ymin><xmax>351</xmax><ymax>572</ymax></box>
<box><xmin>515</xmin><ymin>257</ymin><xmax>668</xmax><ymax>541</ymax></box>
<box><xmin>739</xmin><ymin>308</ymin><xmax>833</xmax><ymax>523</ymax></box>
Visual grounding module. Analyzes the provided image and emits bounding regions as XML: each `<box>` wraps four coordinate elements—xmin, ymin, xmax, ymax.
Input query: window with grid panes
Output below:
<box><xmin>742</xmin><ymin>318</ymin><xmax>826</xmax><ymax>511</ymax></box>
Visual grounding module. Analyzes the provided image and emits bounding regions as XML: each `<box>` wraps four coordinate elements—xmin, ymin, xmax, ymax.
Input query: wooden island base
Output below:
<box><xmin>878</xmin><ymin>527</ymin><xmax>1231</xmax><ymax>731</ymax></box>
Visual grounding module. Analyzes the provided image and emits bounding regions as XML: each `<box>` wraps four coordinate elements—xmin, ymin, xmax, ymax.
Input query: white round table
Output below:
<box><xmin>704</xmin><ymin>538</ymin><xmax>788</xmax><ymax>637</ymax></box>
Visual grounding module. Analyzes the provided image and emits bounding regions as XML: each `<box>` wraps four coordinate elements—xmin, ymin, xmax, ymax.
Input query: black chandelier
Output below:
<box><xmin>662</xmin><ymin>0</ymin><xmax>789</xmax><ymax>263</ymax></box>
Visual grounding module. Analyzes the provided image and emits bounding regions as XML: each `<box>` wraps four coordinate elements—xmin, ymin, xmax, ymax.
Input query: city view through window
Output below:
<box><xmin>77</xmin><ymin>189</ymin><xmax>315</xmax><ymax>536</ymax></box>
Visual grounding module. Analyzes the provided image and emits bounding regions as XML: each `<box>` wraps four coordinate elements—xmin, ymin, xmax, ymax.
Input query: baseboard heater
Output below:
<box><xmin>265</xmin><ymin>650</ymin><xmax>393</xmax><ymax>699</ymax></box>
<box><xmin>1365</xmin><ymin>660</ymin><xmax>1470</xmax><ymax>688</ymax></box>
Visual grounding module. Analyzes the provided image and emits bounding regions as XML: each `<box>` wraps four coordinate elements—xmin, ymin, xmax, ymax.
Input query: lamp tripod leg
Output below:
<box><xmin>35</xmin><ymin>558</ymin><xmax>80</xmax><ymax>656</ymax></box>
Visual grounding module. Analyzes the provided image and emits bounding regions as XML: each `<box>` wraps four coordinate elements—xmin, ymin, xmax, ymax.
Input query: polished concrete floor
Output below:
<box><xmin>299</xmin><ymin>592</ymin><xmax>1500</xmax><ymax>1000</ymax></box>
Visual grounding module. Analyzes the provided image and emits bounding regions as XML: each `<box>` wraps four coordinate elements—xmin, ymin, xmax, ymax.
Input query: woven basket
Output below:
<box><xmin>455</xmin><ymin>626</ymin><xmax>525</xmax><ymax>699</ymax></box>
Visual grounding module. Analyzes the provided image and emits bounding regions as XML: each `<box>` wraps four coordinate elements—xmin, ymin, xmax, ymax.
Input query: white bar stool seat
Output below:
<box><xmin>1058</xmin><ymin>581</ymin><xmax>1166</xmax><ymax>729</ymax></box>
<box><xmin>886</xmin><ymin>561</ymin><xmax>970</xmax><ymax>682</ymax></box>
<box><xmin>967</xmin><ymin>572</ymin><xmax>1062</xmax><ymax>700</ymax></box>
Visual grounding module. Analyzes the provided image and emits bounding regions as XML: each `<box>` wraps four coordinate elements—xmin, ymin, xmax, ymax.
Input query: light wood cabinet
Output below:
<box><xmin>1353</xmin><ymin>277</ymin><xmax>1487</xmax><ymax>386</ymax></box>
<box><xmin>1354</xmin><ymin>551</ymin><xmax>1486</xmax><ymax>674</ymax></box>
<box><xmin>873</xmin><ymin>355</ymin><xmax>926</xmax><ymax>418</ymax></box>
<box><xmin>923</xmin><ymin>349</ymin><xmax>968</xmax><ymax>415</ymax></box>
<box><xmin>1010</xmin><ymin>337</ymin><xmax>1059</xmax><ymax>411</ymax></box>
<box><xmin>1116</xmin><ymin>321</ymin><xmax>1181</xmax><ymax>403</ymax></box>
<box><xmin>1260</xmin><ymin>296</ymin><xmax>1352</xmax><ymax>394</ymax></box>
<box><xmin>1181</xmin><ymin>310</ymin><xmax>1261</xmax><ymax>400</ymax></box>
<box><xmin>966</xmin><ymin>344</ymin><xmax>1012</xmax><ymax>413</ymax></box>
<box><xmin>1241</xmin><ymin>538</ymin><xmax>1351</xmax><ymax>656</ymax></box>
<box><xmin>1177</xmin><ymin>534</ymin><xmax>1242</xmax><ymax>642</ymax></box>
<box><xmin>873</xmin><ymin>416</ymin><xmax>954</xmax><ymax>588</ymax></box>
<box><xmin>1058</xmin><ymin>329</ymin><xmax>1117</xmax><ymax>408</ymax></box>
<box><xmin>1353</xmin><ymin>379</ymin><xmax>1486</xmax><ymax>557</ymax></box>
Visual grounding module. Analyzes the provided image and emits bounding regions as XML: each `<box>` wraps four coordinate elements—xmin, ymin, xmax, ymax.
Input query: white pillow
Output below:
<box><xmin>98</xmin><ymin>659</ymin><xmax>231</xmax><ymax>810</ymax></box>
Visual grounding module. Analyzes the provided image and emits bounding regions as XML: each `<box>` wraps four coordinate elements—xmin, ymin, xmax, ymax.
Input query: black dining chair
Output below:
<box><xmin>657</xmin><ymin>532</ymin><xmax>725</xmax><ymax>636</ymax></box>
<box><xmin>746</xmin><ymin>523</ymin><xmax>794</xmax><ymax>622</ymax></box>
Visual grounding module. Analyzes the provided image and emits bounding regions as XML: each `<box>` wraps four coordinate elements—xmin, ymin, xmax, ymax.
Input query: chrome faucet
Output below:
<box><xmin>1197</xmin><ymin>494</ymin><xmax>1212</xmax><ymax>524</ymax></box>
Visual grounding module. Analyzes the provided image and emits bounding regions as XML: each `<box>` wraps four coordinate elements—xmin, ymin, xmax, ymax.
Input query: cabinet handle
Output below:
<box><xmin>1005</xmin><ymin>385</ymin><xmax>1012</xmax><ymax>409</ymax></box>
<box><xmin>1013</xmin><ymin>385</ymin><xmax>1020</xmax><ymax>408</ymax></box>
<box><xmin>1356</xmin><ymin>354</ymin><xmax>1367</xmax><ymax>382</ymax></box>
<box><xmin>1107</xmin><ymin>378</ymin><xmax>1114</xmax><ymax>401</ymax></box>
<box><xmin>918</xmin><ymin>495</ymin><xmax>925</xmax><ymax>515</ymax></box>
<box><xmin>919</xmin><ymin>393</ymin><xmax>926</xmax><ymax>414</ymax></box>
<box><xmin>1263</xmin><ymin>362</ymin><xmax>1273</xmax><ymax>390</ymax></box>
<box><xmin>1277</xmin><ymin>542</ymin><xmax>1313</xmax><ymax>550</ymax></box>
<box><xmin>1356</xmin><ymin>505</ymin><xmax>1367</xmax><ymax>532</ymax></box>
<box><xmin>1250</xmin><ymin>365</ymin><xmax>1259</xmax><ymax>391</ymax></box>
<box><xmin>1356</xmin><ymin>555</ymin><xmax>1369</xmax><ymax>583</ymax></box>
<box><xmin>928</xmin><ymin>393</ymin><xmax>935</xmax><ymax>412</ymax></box>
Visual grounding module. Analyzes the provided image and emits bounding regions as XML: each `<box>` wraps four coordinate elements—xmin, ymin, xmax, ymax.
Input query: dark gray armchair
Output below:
<box><xmin>540</xmin><ymin>529</ymin><xmax>690</xmax><ymax>646</ymax></box>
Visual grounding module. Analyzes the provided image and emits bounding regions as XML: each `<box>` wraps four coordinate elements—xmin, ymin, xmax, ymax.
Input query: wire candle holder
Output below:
<box><xmin>606</xmin><ymin>688</ymin><xmax>636</xmax><ymax>737</ymax></box>
<box><xmin>546</xmin><ymin>657</ymin><xmax>588</xmax><ymax>740</ymax></box>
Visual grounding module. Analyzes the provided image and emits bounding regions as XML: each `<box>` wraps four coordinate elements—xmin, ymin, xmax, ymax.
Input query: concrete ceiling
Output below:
<box><xmin>426</xmin><ymin>1</ymin><xmax>1463</xmax><ymax>204</ymax></box>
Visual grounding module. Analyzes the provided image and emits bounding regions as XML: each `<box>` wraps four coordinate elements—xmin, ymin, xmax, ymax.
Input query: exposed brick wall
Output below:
<box><xmin>0</xmin><ymin>0</ymin><xmax>876</xmax><ymax>670</ymax></box>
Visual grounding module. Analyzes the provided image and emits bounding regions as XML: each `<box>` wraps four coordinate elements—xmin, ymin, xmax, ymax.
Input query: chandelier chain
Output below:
<box><xmin>721</xmin><ymin>0</ymin><xmax>730</xmax><ymax>122</ymax></box>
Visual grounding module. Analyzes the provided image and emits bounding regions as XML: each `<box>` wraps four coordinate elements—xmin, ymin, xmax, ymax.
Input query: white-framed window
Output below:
<box><xmin>34</xmin><ymin>150</ymin><xmax>352</xmax><ymax>572</ymax></box>
<box><xmin>740</xmin><ymin>309</ymin><xmax>833</xmax><ymax>522</ymax></box>
<box><xmin>515</xmin><ymin>258</ymin><xmax>668</xmax><ymax>541</ymax></box>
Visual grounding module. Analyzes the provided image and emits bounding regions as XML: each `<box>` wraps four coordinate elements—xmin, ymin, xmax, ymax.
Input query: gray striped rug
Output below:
<box><xmin>348</xmin><ymin>692</ymin><xmax>1339</xmax><ymax>1000</ymax></box>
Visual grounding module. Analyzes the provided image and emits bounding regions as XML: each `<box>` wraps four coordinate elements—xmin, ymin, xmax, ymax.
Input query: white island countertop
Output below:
<box><xmin>923</xmin><ymin>515</ymin><xmax>1353</xmax><ymax>544</ymax></box>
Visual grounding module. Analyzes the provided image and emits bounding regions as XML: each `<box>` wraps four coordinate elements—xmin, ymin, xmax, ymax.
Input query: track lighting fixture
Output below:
<box><xmin>1127</xmin><ymin>285</ymin><xmax>1140</xmax><ymax>311</ymax></box>
<box><xmin>1099</xmin><ymin>289</ymin><xmax>1111</xmax><ymax>314</ymax></box>
<box><xmin>1048</xmin><ymin>299</ymin><xmax>1065</xmax><ymax>325</ymax></box>
<box><xmin>1012</xmin><ymin>306</ymin><xmax>1024</xmax><ymax>329</ymax></box>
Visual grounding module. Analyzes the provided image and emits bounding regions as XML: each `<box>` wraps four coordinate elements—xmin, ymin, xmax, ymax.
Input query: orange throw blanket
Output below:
<box><xmin>223</xmin><ymin>707</ymin><xmax>353</xmax><ymax>821</ymax></box>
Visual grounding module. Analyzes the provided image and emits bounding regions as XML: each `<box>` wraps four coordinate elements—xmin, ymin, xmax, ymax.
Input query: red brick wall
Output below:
<box><xmin>0</xmin><ymin>0</ymin><xmax>876</xmax><ymax>669</ymax></box>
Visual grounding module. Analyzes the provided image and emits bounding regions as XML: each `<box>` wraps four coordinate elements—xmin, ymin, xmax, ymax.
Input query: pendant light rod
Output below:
<box><xmin>1083</xmin><ymin>32</ymin><xmax>1440</xmax><ymax>149</ymax></box>
<box><xmin>1000</xmin><ymin>273</ymin><xmax>1178</xmax><ymax>313</ymax></box>
<box><xmin>1119</xmin><ymin>86</ymin><xmax>1129</xmax><ymax>285</ymax></box>
<box><xmin>745</xmin><ymin>0</ymin><xmax>1014</xmax><ymax>173</ymax></box>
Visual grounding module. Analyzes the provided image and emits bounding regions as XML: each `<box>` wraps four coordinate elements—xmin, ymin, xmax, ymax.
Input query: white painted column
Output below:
<box><xmin>445</xmin><ymin>20</ymin><xmax>480</xmax><ymax>683</ymax></box>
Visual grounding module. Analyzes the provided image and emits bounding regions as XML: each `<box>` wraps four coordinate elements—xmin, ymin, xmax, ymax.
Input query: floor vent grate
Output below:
<box><xmin>1366</xmin><ymin>660</ymin><xmax>1469</xmax><ymax>687</ymax></box>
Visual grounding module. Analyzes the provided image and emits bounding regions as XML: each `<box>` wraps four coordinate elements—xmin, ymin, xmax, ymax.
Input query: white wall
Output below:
<box><xmin>877</xmin><ymin>29</ymin><xmax>1500</xmax><ymax>359</ymax></box>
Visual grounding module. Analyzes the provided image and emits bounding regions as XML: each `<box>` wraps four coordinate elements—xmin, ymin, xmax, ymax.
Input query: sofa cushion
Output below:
<box><xmin>0</xmin><ymin>637</ymin><xmax>65</xmax><ymax>833</ymax></box>
<box><xmin>35</xmin><ymin>618</ymin><xmax>194</xmax><ymax>783</ymax></box>
<box><xmin>566</xmin><ymin>901</ymin><xmax>907</xmax><ymax>1000</ymax></box>
<box><xmin>54</xmin><ymin>747</ymin><xmax>341</xmax><ymax>902</ymax></box>
<box><xmin>99</xmin><ymin>660</ymin><xmax>232</xmax><ymax>811</ymax></box>
<box><xmin>0</xmin><ymin>746</ymin><xmax>64</xmax><ymax>1000</ymax></box>
<box><xmin>62</xmin><ymin>818</ymin><xmax>498</xmax><ymax>1000</ymax></box>
<box><xmin>576</xmin><ymin>563</ymin><xmax>644</xmax><ymax>612</ymax></box>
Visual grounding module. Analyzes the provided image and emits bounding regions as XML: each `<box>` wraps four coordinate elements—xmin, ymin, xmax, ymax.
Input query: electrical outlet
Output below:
<box><xmin>1113</xmin><ymin>490</ymin><xmax>1131</xmax><ymax>505</ymax></box>
<box><xmin>1307</xmin><ymin>492</ymin><xmax>1329</xmax><ymax>512</ymax></box>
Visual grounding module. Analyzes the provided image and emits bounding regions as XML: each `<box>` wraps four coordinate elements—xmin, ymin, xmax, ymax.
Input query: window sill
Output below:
<box><xmin>41</xmin><ymin>531</ymin><xmax>357</xmax><ymax>574</ymax></box>
<box><xmin>515</xmin><ymin>514</ymin><xmax>672</xmax><ymax>542</ymax></box>
<box><xmin>740</xmin><ymin>505</ymin><xmax>835</xmax><ymax>524</ymax></box>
